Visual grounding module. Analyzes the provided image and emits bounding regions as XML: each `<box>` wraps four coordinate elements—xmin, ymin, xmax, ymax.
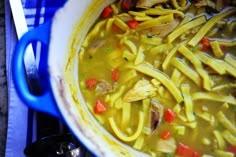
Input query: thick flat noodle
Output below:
<box><xmin>150</xmin><ymin>43</ymin><xmax>173</xmax><ymax>55</ymax></box>
<box><xmin>181</xmin><ymin>85</ymin><xmax>195</xmax><ymax>122</ymax></box>
<box><xmin>133</xmin><ymin>135</ymin><xmax>145</xmax><ymax>150</ymax></box>
<box><xmin>214</xmin><ymin>150</ymin><xmax>234</xmax><ymax>157</ymax></box>
<box><xmin>124</xmin><ymin>40</ymin><xmax>137</xmax><ymax>54</ymax></box>
<box><xmin>167</xmin><ymin>16</ymin><xmax>206</xmax><ymax>43</ymax></box>
<box><xmin>178</xmin><ymin>45</ymin><xmax>211</xmax><ymax>90</ymax></box>
<box><xmin>140</xmin><ymin>35</ymin><xmax>162</xmax><ymax>45</ymax></box>
<box><xmin>213</xmin><ymin>131</ymin><xmax>226</xmax><ymax>149</ymax></box>
<box><xmin>136</xmin><ymin>0</ymin><xmax>167</xmax><ymax>8</ymax></box>
<box><xmin>192</xmin><ymin>92</ymin><xmax>236</xmax><ymax>105</ymax></box>
<box><xmin>122</xmin><ymin>102</ymin><xmax>131</xmax><ymax>129</ymax></box>
<box><xmin>171</xmin><ymin>69</ymin><xmax>182</xmax><ymax>87</ymax></box>
<box><xmin>106</xmin><ymin>18</ymin><xmax>115</xmax><ymax>33</ymax></box>
<box><xmin>170</xmin><ymin>0</ymin><xmax>187</xmax><ymax>10</ymax></box>
<box><xmin>128</xmin><ymin>11</ymin><xmax>146</xmax><ymax>17</ymax></box>
<box><xmin>210</xmin><ymin>41</ymin><xmax>224</xmax><ymax>58</ymax></box>
<box><xmin>188</xmin><ymin>8</ymin><xmax>236</xmax><ymax>47</ymax></box>
<box><xmin>134</xmin><ymin>63</ymin><xmax>183</xmax><ymax>103</ymax></box>
<box><xmin>82</xmin><ymin>19</ymin><xmax>107</xmax><ymax>47</ymax></box>
<box><xmin>109</xmin><ymin>111</ymin><xmax>144</xmax><ymax>142</ymax></box>
<box><xmin>223</xmin><ymin>61</ymin><xmax>236</xmax><ymax>78</ymax></box>
<box><xmin>136</xmin><ymin>14</ymin><xmax>174</xmax><ymax>31</ymax></box>
<box><xmin>162</xmin><ymin>44</ymin><xmax>180</xmax><ymax>70</ymax></box>
<box><xmin>222</xmin><ymin>130</ymin><xmax>236</xmax><ymax>145</ymax></box>
<box><xmin>216</xmin><ymin>111</ymin><xmax>236</xmax><ymax>135</ymax></box>
<box><xmin>171</xmin><ymin>58</ymin><xmax>201</xmax><ymax>87</ymax></box>
<box><xmin>114</xmin><ymin>17</ymin><xmax>129</xmax><ymax>31</ymax></box>
<box><xmin>141</xmin><ymin>8</ymin><xmax>184</xmax><ymax>17</ymax></box>
<box><xmin>212</xmin><ymin>83</ymin><xmax>236</xmax><ymax>91</ymax></box>
<box><xmin>217</xmin><ymin>40</ymin><xmax>236</xmax><ymax>47</ymax></box>
<box><xmin>196</xmin><ymin>52</ymin><xmax>226</xmax><ymax>75</ymax></box>
<box><xmin>135</xmin><ymin>46</ymin><xmax>144</xmax><ymax>65</ymax></box>
<box><xmin>134</xmin><ymin>15</ymin><xmax>153</xmax><ymax>21</ymax></box>
<box><xmin>225</xmin><ymin>54</ymin><xmax>236</xmax><ymax>68</ymax></box>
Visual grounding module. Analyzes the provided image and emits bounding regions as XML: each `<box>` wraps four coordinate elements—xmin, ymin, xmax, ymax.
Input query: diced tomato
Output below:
<box><xmin>85</xmin><ymin>78</ymin><xmax>97</xmax><ymax>89</ymax></box>
<box><xmin>176</xmin><ymin>143</ymin><xmax>200</xmax><ymax>157</ymax></box>
<box><xmin>160</xmin><ymin>131</ymin><xmax>171</xmax><ymax>140</ymax></box>
<box><xmin>94</xmin><ymin>99</ymin><xmax>107</xmax><ymax>114</ymax></box>
<box><xmin>200</xmin><ymin>38</ymin><xmax>210</xmax><ymax>51</ymax></box>
<box><xmin>127</xmin><ymin>20</ymin><xmax>139</xmax><ymax>29</ymax></box>
<box><xmin>163</xmin><ymin>109</ymin><xmax>176</xmax><ymax>123</ymax></box>
<box><xmin>176</xmin><ymin>143</ymin><xmax>193</xmax><ymax>157</ymax></box>
<box><xmin>201</xmin><ymin>44</ymin><xmax>209</xmax><ymax>51</ymax></box>
<box><xmin>200</xmin><ymin>38</ymin><xmax>210</xmax><ymax>46</ymax></box>
<box><xmin>111</xmin><ymin>68</ymin><xmax>119</xmax><ymax>82</ymax></box>
<box><xmin>192</xmin><ymin>151</ymin><xmax>200</xmax><ymax>157</ymax></box>
<box><xmin>228</xmin><ymin>145</ymin><xmax>236</xmax><ymax>155</ymax></box>
<box><xmin>101</xmin><ymin>6</ymin><xmax>113</xmax><ymax>18</ymax></box>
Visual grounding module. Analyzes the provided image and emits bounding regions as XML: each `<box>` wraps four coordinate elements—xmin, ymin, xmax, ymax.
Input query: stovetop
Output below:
<box><xmin>24</xmin><ymin>113</ymin><xmax>83</xmax><ymax>157</ymax></box>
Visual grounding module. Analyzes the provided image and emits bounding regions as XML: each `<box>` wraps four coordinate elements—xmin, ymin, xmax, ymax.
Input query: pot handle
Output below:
<box><xmin>12</xmin><ymin>21</ymin><xmax>61</xmax><ymax>119</ymax></box>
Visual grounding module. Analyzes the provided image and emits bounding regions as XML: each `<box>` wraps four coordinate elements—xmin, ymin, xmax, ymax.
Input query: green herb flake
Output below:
<box><xmin>162</xmin><ymin>152</ymin><xmax>174</xmax><ymax>157</ymax></box>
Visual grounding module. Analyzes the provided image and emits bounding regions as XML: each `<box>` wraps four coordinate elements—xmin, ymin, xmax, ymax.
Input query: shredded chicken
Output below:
<box><xmin>95</xmin><ymin>80</ymin><xmax>113</xmax><ymax>95</ymax></box>
<box><xmin>123</xmin><ymin>79</ymin><xmax>156</xmax><ymax>102</ymax></box>
<box><xmin>88</xmin><ymin>40</ymin><xmax>105</xmax><ymax>56</ymax></box>
<box><xmin>156</xmin><ymin>137</ymin><xmax>177</xmax><ymax>153</ymax></box>
<box><xmin>136</xmin><ymin>0</ymin><xmax>168</xmax><ymax>8</ymax></box>
<box><xmin>150</xmin><ymin>99</ymin><xmax>164</xmax><ymax>132</ymax></box>
<box><xmin>140</xmin><ymin>18</ymin><xmax>180</xmax><ymax>37</ymax></box>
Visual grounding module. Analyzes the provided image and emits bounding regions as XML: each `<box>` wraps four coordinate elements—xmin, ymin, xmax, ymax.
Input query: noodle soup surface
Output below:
<box><xmin>79</xmin><ymin>0</ymin><xmax>236</xmax><ymax>156</ymax></box>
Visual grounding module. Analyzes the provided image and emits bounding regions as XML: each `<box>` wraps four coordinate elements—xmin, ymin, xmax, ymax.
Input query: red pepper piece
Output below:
<box><xmin>200</xmin><ymin>37</ymin><xmax>210</xmax><ymax>51</ymax></box>
<box><xmin>163</xmin><ymin>109</ymin><xmax>176</xmax><ymax>123</ymax></box>
<box><xmin>94</xmin><ymin>99</ymin><xmax>107</xmax><ymax>114</ymax></box>
<box><xmin>160</xmin><ymin>131</ymin><xmax>171</xmax><ymax>140</ymax></box>
<box><xmin>111</xmin><ymin>68</ymin><xmax>119</xmax><ymax>82</ymax></box>
<box><xmin>176</xmin><ymin>143</ymin><xmax>200</xmax><ymax>157</ymax></box>
<box><xmin>176</xmin><ymin>143</ymin><xmax>193</xmax><ymax>157</ymax></box>
<box><xmin>228</xmin><ymin>145</ymin><xmax>236</xmax><ymax>155</ymax></box>
<box><xmin>85</xmin><ymin>78</ymin><xmax>97</xmax><ymax>89</ymax></box>
<box><xmin>101</xmin><ymin>6</ymin><xmax>113</xmax><ymax>18</ymax></box>
<box><xmin>127</xmin><ymin>20</ymin><xmax>139</xmax><ymax>29</ymax></box>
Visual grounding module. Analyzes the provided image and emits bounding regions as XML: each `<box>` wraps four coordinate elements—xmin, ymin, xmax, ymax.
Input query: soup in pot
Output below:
<box><xmin>78</xmin><ymin>0</ymin><xmax>236</xmax><ymax>156</ymax></box>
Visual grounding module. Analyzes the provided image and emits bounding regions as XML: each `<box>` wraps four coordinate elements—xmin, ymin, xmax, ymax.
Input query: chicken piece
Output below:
<box><xmin>140</xmin><ymin>18</ymin><xmax>180</xmax><ymax>37</ymax></box>
<box><xmin>136</xmin><ymin>0</ymin><xmax>168</xmax><ymax>8</ymax></box>
<box><xmin>123</xmin><ymin>79</ymin><xmax>156</xmax><ymax>102</ymax></box>
<box><xmin>156</xmin><ymin>137</ymin><xmax>177</xmax><ymax>153</ymax></box>
<box><xmin>88</xmin><ymin>40</ymin><xmax>105</xmax><ymax>57</ymax></box>
<box><xmin>150</xmin><ymin>99</ymin><xmax>164</xmax><ymax>132</ymax></box>
<box><xmin>95</xmin><ymin>80</ymin><xmax>113</xmax><ymax>95</ymax></box>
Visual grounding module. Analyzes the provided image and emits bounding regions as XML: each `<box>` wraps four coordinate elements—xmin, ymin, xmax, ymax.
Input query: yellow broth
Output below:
<box><xmin>79</xmin><ymin>0</ymin><xmax>236</xmax><ymax>156</ymax></box>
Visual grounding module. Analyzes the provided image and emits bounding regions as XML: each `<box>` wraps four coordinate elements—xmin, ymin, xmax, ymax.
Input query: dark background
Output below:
<box><xmin>0</xmin><ymin>0</ymin><xmax>8</xmax><ymax>157</ymax></box>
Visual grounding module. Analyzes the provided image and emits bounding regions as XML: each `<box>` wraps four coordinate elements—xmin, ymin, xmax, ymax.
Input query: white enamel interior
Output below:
<box><xmin>47</xmin><ymin>0</ymin><xmax>149</xmax><ymax>156</ymax></box>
